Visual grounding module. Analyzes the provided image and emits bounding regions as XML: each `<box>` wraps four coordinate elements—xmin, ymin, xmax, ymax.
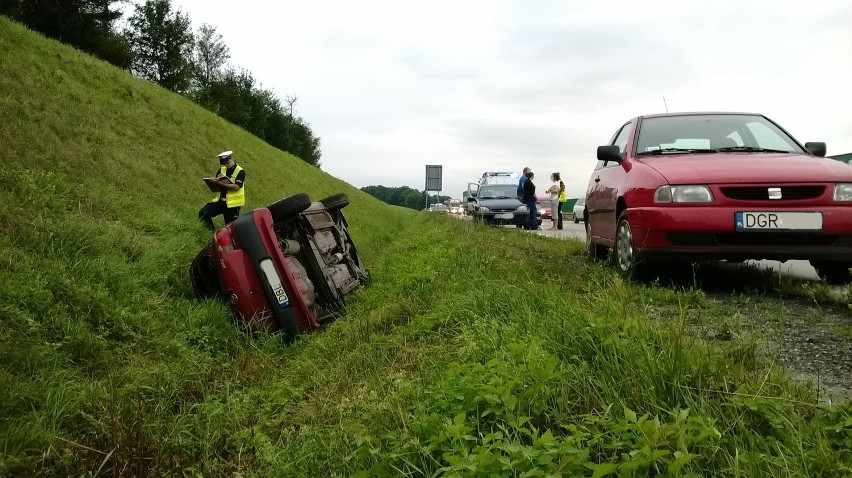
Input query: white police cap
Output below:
<box><xmin>217</xmin><ymin>150</ymin><xmax>233</xmax><ymax>161</ymax></box>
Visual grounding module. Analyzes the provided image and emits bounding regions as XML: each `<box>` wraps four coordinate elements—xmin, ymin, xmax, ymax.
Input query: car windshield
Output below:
<box><xmin>575</xmin><ymin>198</ymin><xmax>585</xmax><ymax>207</ymax></box>
<box><xmin>635</xmin><ymin>114</ymin><xmax>806</xmax><ymax>156</ymax></box>
<box><xmin>479</xmin><ymin>184</ymin><xmax>518</xmax><ymax>199</ymax></box>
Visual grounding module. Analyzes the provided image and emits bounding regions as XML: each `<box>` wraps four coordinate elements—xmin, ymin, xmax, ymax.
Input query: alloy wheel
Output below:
<box><xmin>615</xmin><ymin>218</ymin><xmax>634</xmax><ymax>272</ymax></box>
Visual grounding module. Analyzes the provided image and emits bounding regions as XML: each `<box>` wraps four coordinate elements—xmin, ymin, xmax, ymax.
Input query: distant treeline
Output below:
<box><xmin>361</xmin><ymin>186</ymin><xmax>450</xmax><ymax>211</ymax></box>
<box><xmin>1</xmin><ymin>0</ymin><xmax>320</xmax><ymax>166</ymax></box>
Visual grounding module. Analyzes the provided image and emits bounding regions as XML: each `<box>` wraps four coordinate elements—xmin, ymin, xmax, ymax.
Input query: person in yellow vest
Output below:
<box><xmin>546</xmin><ymin>172</ymin><xmax>567</xmax><ymax>230</ymax></box>
<box><xmin>199</xmin><ymin>150</ymin><xmax>246</xmax><ymax>231</ymax></box>
<box><xmin>555</xmin><ymin>172</ymin><xmax>566</xmax><ymax>230</ymax></box>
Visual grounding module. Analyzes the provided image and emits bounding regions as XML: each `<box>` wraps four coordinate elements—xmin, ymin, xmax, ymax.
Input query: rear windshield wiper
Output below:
<box><xmin>637</xmin><ymin>148</ymin><xmax>718</xmax><ymax>156</ymax></box>
<box><xmin>716</xmin><ymin>146</ymin><xmax>791</xmax><ymax>153</ymax></box>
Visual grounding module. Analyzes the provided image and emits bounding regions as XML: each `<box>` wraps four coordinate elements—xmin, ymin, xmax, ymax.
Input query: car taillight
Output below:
<box><xmin>215</xmin><ymin>230</ymin><xmax>234</xmax><ymax>251</ymax></box>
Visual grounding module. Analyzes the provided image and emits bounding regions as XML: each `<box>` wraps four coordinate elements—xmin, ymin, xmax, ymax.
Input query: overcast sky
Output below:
<box><xmin>168</xmin><ymin>0</ymin><xmax>852</xmax><ymax>199</ymax></box>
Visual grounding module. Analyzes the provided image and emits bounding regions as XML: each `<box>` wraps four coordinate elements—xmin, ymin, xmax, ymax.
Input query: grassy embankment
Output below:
<box><xmin>1</xmin><ymin>17</ymin><xmax>850</xmax><ymax>476</ymax></box>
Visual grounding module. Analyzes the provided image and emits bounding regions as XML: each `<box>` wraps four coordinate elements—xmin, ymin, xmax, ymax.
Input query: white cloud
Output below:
<box><xmin>171</xmin><ymin>0</ymin><xmax>852</xmax><ymax>200</ymax></box>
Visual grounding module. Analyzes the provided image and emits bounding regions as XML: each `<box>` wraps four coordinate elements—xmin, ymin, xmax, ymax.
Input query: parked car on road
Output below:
<box><xmin>573</xmin><ymin>197</ymin><xmax>585</xmax><ymax>223</ymax></box>
<box><xmin>584</xmin><ymin>112</ymin><xmax>852</xmax><ymax>283</ymax></box>
<box><xmin>469</xmin><ymin>183</ymin><xmax>531</xmax><ymax>228</ymax></box>
<box><xmin>189</xmin><ymin>193</ymin><xmax>370</xmax><ymax>340</ymax></box>
<box><xmin>536</xmin><ymin>195</ymin><xmax>552</xmax><ymax>221</ymax></box>
<box><xmin>466</xmin><ymin>171</ymin><xmax>521</xmax><ymax>214</ymax></box>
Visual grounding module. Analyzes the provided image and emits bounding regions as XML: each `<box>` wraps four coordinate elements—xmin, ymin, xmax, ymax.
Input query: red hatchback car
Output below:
<box><xmin>583</xmin><ymin>112</ymin><xmax>852</xmax><ymax>283</ymax></box>
<box><xmin>190</xmin><ymin>193</ymin><xmax>370</xmax><ymax>340</ymax></box>
<box><xmin>536</xmin><ymin>195</ymin><xmax>552</xmax><ymax>220</ymax></box>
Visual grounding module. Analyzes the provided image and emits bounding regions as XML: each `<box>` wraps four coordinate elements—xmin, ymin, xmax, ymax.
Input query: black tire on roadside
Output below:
<box><xmin>585</xmin><ymin>220</ymin><xmax>607</xmax><ymax>261</ymax></box>
<box><xmin>319</xmin><ymin>193</ymin><xmax>349</xmax><ymax>211</ymax></box>
<box><xmin>269</xmin><ymin>193</ymin><xmax>311</xmax><ymax>222</ymax></box>
<box><xmin>810</xmin><ymin>260</ymin><xmax>852</xmax><ymax>285</ymax></box>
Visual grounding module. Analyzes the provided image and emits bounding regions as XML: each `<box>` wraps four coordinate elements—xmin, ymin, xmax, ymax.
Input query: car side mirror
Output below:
<box><xmin>597</xmin><ymin>145</ymin><xmax>623</xmax><ymax>163</ymax></box>
<box><xmin>804</xmin><ymin>142</ymin><xmax>826</xmax><ymax>157</ymax></box>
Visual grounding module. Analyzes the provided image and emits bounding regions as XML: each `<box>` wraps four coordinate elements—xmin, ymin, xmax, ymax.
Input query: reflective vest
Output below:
<box><xmin>558</xmin><ymin>180</ymin><xmax>567</xmax><ymax>202</ymax></box>
<box><xmin>210</xmin><ymin>164</ymin><xmax>245</xmax><ymax>207</ymax></box>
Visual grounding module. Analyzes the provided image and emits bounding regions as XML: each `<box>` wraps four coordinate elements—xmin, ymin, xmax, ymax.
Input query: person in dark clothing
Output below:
<box><xmin>199</xmin><ymin>150</ymin><xmax>246</xmax><ymax>231</ymax></box>
<box><xmin>522</xmin><ymin>171</ymin><xmax>539</xmax><ymax>230</ymax></box>
<box><xmin>517</xmin><ymin>166</ymin><xmax>530</xmax><ymax>199</ymax></box>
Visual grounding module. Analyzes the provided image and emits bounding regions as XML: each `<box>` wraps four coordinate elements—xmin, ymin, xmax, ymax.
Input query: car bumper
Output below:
<box><xmin>628</xmin><ymin>206</ymin><xmax>852</xmax><ymax>262</ymax></box>
<box><xmin>478</xmin><ymin>211</ymin><xmax>530</xmax><ymax>226</ymax></box>
<box><xmin>205</xmin><ymin>210</ymin><xmax>319</xmax><ymax>336</ymax></box>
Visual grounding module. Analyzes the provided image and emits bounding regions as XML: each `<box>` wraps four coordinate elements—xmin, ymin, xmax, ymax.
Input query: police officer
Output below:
<box><xmin>198</xmin><ymin>150</ymin><xmax>246</xmax><ymax>230</ymax></box>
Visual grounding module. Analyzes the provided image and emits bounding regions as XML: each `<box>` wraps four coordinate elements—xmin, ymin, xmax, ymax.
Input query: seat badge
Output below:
<box><xmin>768</xmin><ymin>187</ymin><xmax>782</xmax><ymax>200</ymax></box>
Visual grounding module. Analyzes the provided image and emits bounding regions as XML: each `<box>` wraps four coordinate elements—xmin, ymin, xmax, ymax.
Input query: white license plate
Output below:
<box><xmin>259</xmin><ymin>259</ymin><xmax>290</xmax><ymax>308</ymax></box>
<box><xmin>497</xmin><ymin>213</ymin><xmax>514</xmax><ymax>220</ymax></box>
<box><xmin>735</xmin><ymin>211</ymin><xmax>823</xmax><ymax>231</ymax></box>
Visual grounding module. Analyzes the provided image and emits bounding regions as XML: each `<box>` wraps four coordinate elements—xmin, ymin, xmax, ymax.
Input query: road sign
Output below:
<box><xmin>425</xmin><ymin>165</ymin><xmax>442</xmax><ymax>191</ymax></box>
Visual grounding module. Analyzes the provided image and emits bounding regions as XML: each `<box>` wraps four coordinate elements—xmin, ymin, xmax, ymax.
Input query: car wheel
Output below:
<box><xmin>614</xmin><ymin>211</ymin><xmax>649</xmax><ymax>280</ymax></box>
<box><xmin>585</xmin><ymin>220</ymin><xmax>607</xmax><ymax>260</ymax></box>
<box><xmin>319</xmin><ymin>193</ymin><xmax>349</xmax><ymax>211</ymax></box>
<box><xmin>810</xmin><ymin>260</ymin><xmax>852</xmax><ymax>284</ymax></box>
<box><xmin>269</xmin><ymin>193</ymin><xmax>311</xmax><ymax>222</ymax></box>
<box><xmin>573</xmin><ymin>215</ymin><xmax>580</xmax><ymax>224</ymax></box>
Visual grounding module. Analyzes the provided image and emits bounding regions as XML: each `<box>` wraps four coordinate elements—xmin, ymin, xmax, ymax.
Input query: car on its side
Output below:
<box><xmin>584</xmin><ymin>112</ymin><xmax>852</xmax><ymax>283</ymax></box>
<box><xmin>189</xmin><ymin>193</ymin><xmax>370</xmax><ymax>340</ymax></box>
<box><xmin>469</xmin><ymin>183</ymin><xmax>531</xmax><ymax>228</ymax></box>
<box><xmin>573</xmin><ymin>197</ymin><xmax>586</xmax><ymax>223</ymax></box>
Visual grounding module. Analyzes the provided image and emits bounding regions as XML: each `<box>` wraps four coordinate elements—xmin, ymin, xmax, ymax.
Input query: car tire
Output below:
<box><xmin>573</xmin><ymin>215</ymin><xmax>580</xmax><ymax>224</ymax></box>
<box><xmin>810</xmin><ymin>260</ymin><xmax>852</xmax><ymax>284</ymax></box>
<box><xmin>269</xmin><ymin>193</ymin><xmax>311</xmax><ymax>222</ymax></box>
<box><xmin>320</xmin><ymin>193</ymin><xmax>349</xmax><ymax>211</ymax></box>
<box><xmin>585</xmin><ymin>220</ymin><xmax>607</xmax><ymax>261</ymax></box>
<box><xmin>614</xmin><ymin>211</ymin><xmax>650</xmax><ymax>280</ymax></box>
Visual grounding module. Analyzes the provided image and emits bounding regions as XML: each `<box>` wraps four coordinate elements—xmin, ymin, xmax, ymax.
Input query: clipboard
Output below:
<box><xmin>203</xmin><ymin>176</ymin><xmax>232</xmax><ymax>192</ymax></box>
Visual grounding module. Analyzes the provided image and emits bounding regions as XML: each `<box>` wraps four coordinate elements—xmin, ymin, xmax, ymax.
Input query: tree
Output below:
<box><xmin>191</xmin><ymin>23</ymin><xmax>229</xmax><ymax>90</ymax></box>
<box><xmin>361</xmin><ymin>186</ymin><xmax>441</xmax><ymax>210</ymax></box>
<box><xmin>271</xmin><ymin>97</ymin><xmax>321</xmax><ymax>167</ymax></box>
<box><xmin>195</xmin><ymin>69</ymin><xmax>322</xmax><ymax>167</ymax></box>
<box><xmin>1</xmin><ymin>0</ymin><xmax>131</xmax><ymax>68</ymax></box>
<box><xmin>125</xmin><ymin>0</ymin><xmax>194</xmax><ymax>92</ymax></box>
<box><xmin>277</xmin><ymin>116</ymin><xmax>321</xmax><ymax>167</ymax></box>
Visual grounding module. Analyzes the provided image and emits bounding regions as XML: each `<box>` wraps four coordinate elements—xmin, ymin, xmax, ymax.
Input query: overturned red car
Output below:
<box><xmin>189</xmin><ymin>193</ymin><xmax>370</xmax><ymax>340</ymax></box>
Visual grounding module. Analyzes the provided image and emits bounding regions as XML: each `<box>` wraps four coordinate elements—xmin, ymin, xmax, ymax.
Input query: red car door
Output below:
<box><xmin>587</xmin><ymin>121</ymin><xmax>634</xmax><ymax>245</ymax></box>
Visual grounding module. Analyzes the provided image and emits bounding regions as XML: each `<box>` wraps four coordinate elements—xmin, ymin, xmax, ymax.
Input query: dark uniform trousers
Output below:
<box><xmin>199</xmin><ymin>201</ymin><xmax>241</xmax><ymax>231</ymax></box>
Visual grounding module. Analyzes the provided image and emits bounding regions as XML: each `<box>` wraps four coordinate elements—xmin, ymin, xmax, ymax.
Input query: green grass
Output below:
<box><xmin>1</xmin><ymin>16</ymin><xmax>851</xmax><ymax>476</ymax></box>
